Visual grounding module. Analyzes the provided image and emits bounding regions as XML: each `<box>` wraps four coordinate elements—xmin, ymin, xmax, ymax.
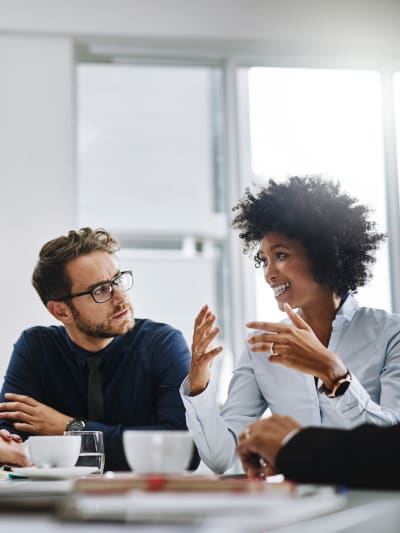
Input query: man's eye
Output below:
<box><xmin>114</xmin><ymin>274</ymin><xmax>124</xmax><ymax>286</ymax></box>
<box><xmin>92</xmin><ymin>284</ymin><xmax>110</xmax><ymax>297</ymax></box>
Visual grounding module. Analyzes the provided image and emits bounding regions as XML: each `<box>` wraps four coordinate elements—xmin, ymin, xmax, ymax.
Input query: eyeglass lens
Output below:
<box><xmin>92</xmin><ymin>272</ymin><xmax>133</xmax><ymax>303</ymax></box>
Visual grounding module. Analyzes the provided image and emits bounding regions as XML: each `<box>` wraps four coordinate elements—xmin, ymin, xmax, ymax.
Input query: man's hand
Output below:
<box><xmin>237</xmin><ymin>415</ymin><xmax>302</xmax><ymax>479</ymax></box>
<box><xmin>0</xmin><ymin>393</ymin><xmax>72</xmax><ymax>435</ymax></box>
<box><xmin>0</xmin><ymin>428</ymin><xmax>31</xmax><ymax>466</ymax></box>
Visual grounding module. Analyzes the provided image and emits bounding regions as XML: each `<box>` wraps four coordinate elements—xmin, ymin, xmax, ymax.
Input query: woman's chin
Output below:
<box><xmin>276</xmin><ymin>299</ymin><xmax>286</xmax><ymax>312</ymax></box>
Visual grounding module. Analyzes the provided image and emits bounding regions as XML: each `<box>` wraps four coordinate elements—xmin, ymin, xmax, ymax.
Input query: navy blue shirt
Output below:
<box><xmin>0</xmin><ymin>319</ymin><xmax>197</xmax><ymax>471</ymax></box>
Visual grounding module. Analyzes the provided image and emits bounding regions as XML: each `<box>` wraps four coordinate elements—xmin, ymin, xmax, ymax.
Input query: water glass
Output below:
<box><xmin>64</xmin><ymin>430</ymin><xmax>105</xmax><ymax>474</ymax></box>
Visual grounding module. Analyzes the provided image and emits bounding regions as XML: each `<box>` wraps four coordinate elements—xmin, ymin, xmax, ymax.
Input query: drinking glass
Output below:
<box><xmin>64</xmin><ymin>430</ymin><xmax>104</xmax><ymax>474</ymax></box>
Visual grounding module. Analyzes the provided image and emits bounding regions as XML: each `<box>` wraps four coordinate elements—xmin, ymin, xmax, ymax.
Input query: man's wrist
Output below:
<box><xmin>65</xmin><ymin>418</ymin><xmax>87</xmax><ymax>432</ymax></box>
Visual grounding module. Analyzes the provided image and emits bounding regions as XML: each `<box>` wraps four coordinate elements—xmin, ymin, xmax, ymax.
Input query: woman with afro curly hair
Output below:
<box><xmin>181</xmin><ymin>176</ymin><xmax>400</xmax><ymax>475</ymax></box>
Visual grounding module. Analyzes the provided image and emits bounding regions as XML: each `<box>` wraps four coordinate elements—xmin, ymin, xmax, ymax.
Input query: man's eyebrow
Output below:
<box><xmin>85</xmin><ymin>271</ymin><xmax>121</xmax><ymax>291</ymax></box>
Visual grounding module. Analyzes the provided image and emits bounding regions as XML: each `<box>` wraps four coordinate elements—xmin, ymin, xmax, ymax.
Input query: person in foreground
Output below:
<box><xmin>0</xmin><ymin>227</ymin><xmax>198</xmax><ymax>471</ymax></box>
<box><xmin>181</xmin><ymin>176</ymin><xmax>400</xmax><ymax>475</ymax></box>
<box><xmin>0</xmin><ymin>429</ymin><xmax>30</xmax><ymax>467</ymax></box>
<box><xmin>237</xmin><ymin>414</ymin><xmax>400</xmax><ymax>489</ymax></box>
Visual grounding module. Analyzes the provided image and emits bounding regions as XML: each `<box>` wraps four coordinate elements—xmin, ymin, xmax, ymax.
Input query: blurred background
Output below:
<box><xmin>1</xmin><ymin>0</ymin><xmax>400</xmax><ymax>402</ymax></box>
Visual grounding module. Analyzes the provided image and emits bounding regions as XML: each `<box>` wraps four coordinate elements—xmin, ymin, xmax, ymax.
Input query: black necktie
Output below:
<box><xmin>87</xmin><ymin>355</ymin><xmax>104</xmax><ymax>422</ymax></box>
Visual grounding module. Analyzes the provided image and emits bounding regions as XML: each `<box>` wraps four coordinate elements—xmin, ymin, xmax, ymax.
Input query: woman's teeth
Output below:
<box><xmin>273</xmin><ymin>282</ymin><xmax>291</xmax><ymax>297</ymax></box>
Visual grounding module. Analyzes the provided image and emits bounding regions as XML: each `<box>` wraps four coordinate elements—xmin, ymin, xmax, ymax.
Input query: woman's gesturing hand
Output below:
<box><xmin>189</xmin><ymin>304</ymin><xmax>223</xmax><ymax>396</ymax></box>
<box><xmin>246</xmin><ymin>303</ymin><xmax>347</xmax><ymax>388</ymax></box>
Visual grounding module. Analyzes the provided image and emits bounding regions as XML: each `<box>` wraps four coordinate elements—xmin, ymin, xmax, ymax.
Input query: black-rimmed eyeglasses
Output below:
<box><xmin>58</xmin><ymin>270</ymin><xmax>133</xmax><ymax>304</ymax></box>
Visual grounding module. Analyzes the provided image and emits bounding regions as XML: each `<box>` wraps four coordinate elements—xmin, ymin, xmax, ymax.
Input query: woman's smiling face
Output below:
<box><xmin>258</xmin><ymin>232</ymin><xmax>327</xmax><ymax>312</ymax></box>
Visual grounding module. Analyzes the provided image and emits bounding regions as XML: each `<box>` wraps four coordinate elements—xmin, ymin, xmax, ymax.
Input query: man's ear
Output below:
<box><xmin>47</xmin><ymin>300</ymin><xmax>72</xmax><ymax>324</ymax></box>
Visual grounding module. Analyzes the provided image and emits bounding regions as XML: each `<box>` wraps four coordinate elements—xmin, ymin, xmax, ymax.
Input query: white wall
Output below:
<box><xmin>0</xmin><ymin>34</ymin><xmax>75</xmax><ymax>377</ymax></box>
<box><xmin>0</xmin><ymin>0</ymin><xmax>400</xmax><ymax>52</ymax></box>
<box><xmin>1</xmin><ymin>0</ymin><xmax>400</xmax><ymax>377</ymax></box>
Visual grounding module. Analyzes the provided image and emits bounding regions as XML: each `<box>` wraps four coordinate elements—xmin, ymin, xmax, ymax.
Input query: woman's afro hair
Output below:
<box><xmin>231</xmin><ymin>176</ymin><xmax>386</xmax><ymax>295</ymax></box>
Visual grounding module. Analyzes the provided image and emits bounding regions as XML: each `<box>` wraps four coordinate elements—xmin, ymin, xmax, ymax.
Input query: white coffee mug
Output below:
<box><xmin>123</xmin><ymin>430</ymin><xmax>193</xmax><ymax>474</ymax></box>
<box><xmin>27</xmin><ymin>435</ymin><xmax>81</xmax><ymax>468</ymax></box>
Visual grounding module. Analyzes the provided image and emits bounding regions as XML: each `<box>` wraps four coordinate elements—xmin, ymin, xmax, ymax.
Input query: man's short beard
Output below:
<box><xmin>68</xmin><ymin>302</ymin><xmax>134</xmax><ymax>338</ymax></box>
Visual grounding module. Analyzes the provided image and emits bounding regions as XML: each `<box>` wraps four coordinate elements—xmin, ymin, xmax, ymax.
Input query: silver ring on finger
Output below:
<box><xmin>271</xmin><ymin>342</ymin><xmax>279</xmax><ymax>356</ymax></box>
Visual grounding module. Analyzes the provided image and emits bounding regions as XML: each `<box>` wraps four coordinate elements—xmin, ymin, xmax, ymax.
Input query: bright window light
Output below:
<box><xmin>243</xmin><ymin>67</ymin><xmax>389</xmax><ymax>321</ymax></box>
<box><xmin>394</xmin><ymin>72</ymin><xmax>400</xmax><ymax>210</ymax></box>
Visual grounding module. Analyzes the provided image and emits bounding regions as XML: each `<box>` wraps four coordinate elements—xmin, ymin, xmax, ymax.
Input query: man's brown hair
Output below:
<box><xmin>32</xmin><ymin>227</ymin><xmax>119</xmax><ymax>305</ymax></box>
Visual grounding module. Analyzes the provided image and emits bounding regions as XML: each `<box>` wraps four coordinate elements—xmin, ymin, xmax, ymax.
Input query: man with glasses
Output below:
<box><xmin>0</xmin><ymin>228</ymin><xmax>197</xmax><ymax>471</ymax></box>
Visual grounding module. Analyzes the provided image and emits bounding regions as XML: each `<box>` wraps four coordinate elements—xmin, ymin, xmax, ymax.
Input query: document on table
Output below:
<box><xmin>60</xmin><ymin>486</ymin><xmax>346</xmax><ymax>530</ymax></box>
<box><xmin>0</xmin><ymin>479</ymin><xmax>73</xmax><ymax>510</ymax></box>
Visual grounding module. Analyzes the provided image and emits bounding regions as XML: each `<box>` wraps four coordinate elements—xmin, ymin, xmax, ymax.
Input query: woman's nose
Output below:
<box><xmin>264</xmin><ymin>262</ymin><xmax>278</xmax><ymax>284</ymax></box>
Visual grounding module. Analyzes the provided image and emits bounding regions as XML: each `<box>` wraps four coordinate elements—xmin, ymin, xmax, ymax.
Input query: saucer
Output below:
<box><xmin>12</xmin><ymin>466</ymin><xmax>97</xmax><ymax>480</ymax></box>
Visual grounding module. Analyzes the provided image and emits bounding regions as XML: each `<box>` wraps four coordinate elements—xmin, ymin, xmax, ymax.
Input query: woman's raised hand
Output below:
<box><xmin>189</xmin><ymin>305</ymin><xmax>223</xmax><ymax>396</ymax></box>
<box><xmin>246</xmin><ymin>303</ymin><xmax>346</xmax><ymax>388</ymax></box>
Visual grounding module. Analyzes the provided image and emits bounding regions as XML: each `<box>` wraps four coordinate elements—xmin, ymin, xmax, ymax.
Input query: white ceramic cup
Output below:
<box><xmin>123</xmin><ymin>430</ymin><xmax>193</xmax><ymax>474</ymax></box>
<box><xmin>27</xmin><ymin>435</ymin><xmax>81</xmax><ymax>468</ymax></box>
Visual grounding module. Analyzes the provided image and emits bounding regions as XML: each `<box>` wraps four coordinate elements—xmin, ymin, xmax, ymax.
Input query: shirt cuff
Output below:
<box><xmin>180</xmin><ymin>375</ymin><xmax>212</xmax><ymax>402</ymax></box>
<box><xmin>281</xmin><ymin>428</ymin><xmax>301</xmax><ymax>447</ymax></box>
<box><xmin>180</xmin><ymin>375</ymin><xmax>193</xmax><ymax>397</ymax></box>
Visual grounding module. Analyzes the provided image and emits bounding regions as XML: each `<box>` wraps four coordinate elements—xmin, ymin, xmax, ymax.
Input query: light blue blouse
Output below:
<box><xmin>181</xmin><ymin>295</ymin><xmax>400</xmax><ymax>473</ymax></box>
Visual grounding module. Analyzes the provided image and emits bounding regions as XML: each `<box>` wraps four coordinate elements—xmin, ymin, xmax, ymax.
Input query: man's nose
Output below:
<box><xmin>111</xmin><ymin>284</ymin><xmax>126</xmax><ymax>301</ymax></box>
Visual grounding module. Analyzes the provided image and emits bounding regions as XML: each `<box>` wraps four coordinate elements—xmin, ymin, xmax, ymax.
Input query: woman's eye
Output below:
<box><xmin>258</xmin><ymin>257</ymin><xmax>268</xmax><ymax>267</ymax></box>
<box><xmin>276</xmin><ymin>253</ymin><xmax>287</xmax><ymax>261</ymax></box>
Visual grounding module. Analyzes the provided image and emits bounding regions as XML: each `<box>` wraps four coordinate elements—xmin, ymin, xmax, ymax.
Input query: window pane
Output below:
<box><xmin>394</xmin><ymin>72</ymin><xmax>400</xmax><ymax>216</ymax></box>
<box><xmin>77</xmin><ymin>63</ymin><xmax>224</xmax><ymax>232</ymax></box>
<box><xmin>76</xmin><ymin>62</ymin><xmax>229</xmax><ymax>374</ymax></box>
<box><xmin>239</xmin><ymin>67</ymin><xmax>389</xmax><ymax>320</ymax></box>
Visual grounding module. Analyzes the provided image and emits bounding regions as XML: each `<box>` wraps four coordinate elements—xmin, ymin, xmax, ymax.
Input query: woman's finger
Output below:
<box><xmin>283</xmin><ymin>303</ymin><xmax>310</xmax><ymax>330</ymax></box>
<box><xmin>194</xmin><ymin>304</ymin><xmax>209</xmax><ymax>326</ymax></box>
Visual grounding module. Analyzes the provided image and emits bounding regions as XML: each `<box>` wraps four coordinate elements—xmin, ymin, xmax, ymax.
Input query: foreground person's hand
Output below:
<box><xmin>237</xmin><ymin>415</ymin><xmax>302</xmax><ymax>479</ymax></box>
<box><xmin>237</xmin><ymin>446</ymin><xmax>278</xmax><ymax>479</ymax></box>
<box><xmin>0</xmin><ymin>429</ymin><xmax>31</xmax><ymax>467</ymax></box>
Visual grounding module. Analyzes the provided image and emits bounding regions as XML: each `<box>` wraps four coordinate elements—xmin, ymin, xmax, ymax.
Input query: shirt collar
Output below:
<box><xmin>332</xmin><ymin>293</ymin><xmax>359</xmax><ymax>326</ymax></box>
<box><xmin>63</xmin><ymin>329</ymin><xmax>120</xmax><ymax>364</ymax></box>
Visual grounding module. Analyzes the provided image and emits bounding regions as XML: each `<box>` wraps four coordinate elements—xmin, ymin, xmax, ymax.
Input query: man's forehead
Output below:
<box><xmin>66</xmin><ymin>251</ymin><xmax>119</xmax><ymax>284</ymax></box>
